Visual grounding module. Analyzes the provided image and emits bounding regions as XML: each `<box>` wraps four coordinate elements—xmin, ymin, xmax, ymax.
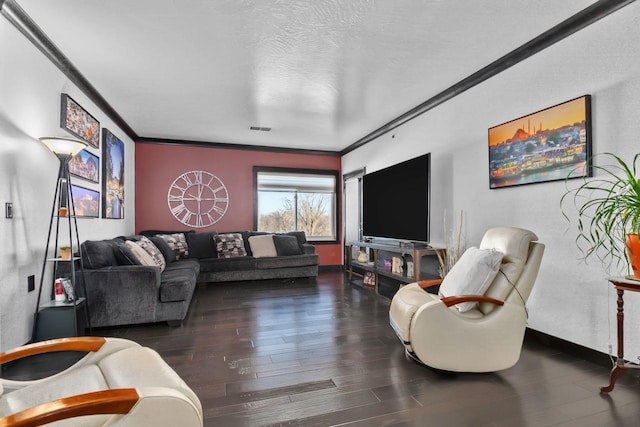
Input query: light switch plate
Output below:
<box><xmin>5</xmin><ymin>202</ymin><xmax>13</xmax><ymax>219</ymax></box>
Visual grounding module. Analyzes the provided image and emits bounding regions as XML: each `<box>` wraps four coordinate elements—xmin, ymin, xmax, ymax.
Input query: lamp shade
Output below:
<box><xmin>39</xmin><ymin>137</ymin><xmax>87</xmax><ymax>156</ymax></box>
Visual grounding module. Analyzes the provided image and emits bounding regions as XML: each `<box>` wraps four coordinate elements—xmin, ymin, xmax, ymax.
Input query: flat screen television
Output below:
<box><xmin>362</xmin><ymin>153</ymin><xmax>431</xmax><ymax>244</ymax></box>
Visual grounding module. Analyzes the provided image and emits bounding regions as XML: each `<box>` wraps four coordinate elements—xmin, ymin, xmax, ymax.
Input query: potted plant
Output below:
<box><xmin>59</xmin><ymin>246</ymin><xmax>71</xmax><ymax>260</ymax></box>
<box><xmin>561</xmin><ymin>152</ymin><xmax>640</xmax><ymax>279</ymax></box>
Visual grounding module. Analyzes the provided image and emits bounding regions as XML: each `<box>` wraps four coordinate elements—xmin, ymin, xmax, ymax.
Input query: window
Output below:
<box><xmin>254</xmin><ymin>167</ymin><xmax>338</xmax><ymax>242</ymax></box>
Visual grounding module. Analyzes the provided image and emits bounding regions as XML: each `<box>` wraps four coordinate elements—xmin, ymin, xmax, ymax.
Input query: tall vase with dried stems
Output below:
<box><xmin>436</xmin><ymin>210</ymin><xmax>466</xmax><ymax>278</ymax></box>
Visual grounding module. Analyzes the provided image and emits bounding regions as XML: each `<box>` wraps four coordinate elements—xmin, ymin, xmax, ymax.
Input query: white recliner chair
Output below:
<box><xmin>389</xmin><ymin>227</ymin><xmax>545</xmax><ymax>373</ymax></box>
<box><xmin>0</xmin><ymin>337</ymin><xmax>203</xmax><ymax>426</ymax></box>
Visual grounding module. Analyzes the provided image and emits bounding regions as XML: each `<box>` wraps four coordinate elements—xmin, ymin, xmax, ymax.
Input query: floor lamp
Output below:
<box><xmin>33</xmin><ymin>137</ymin><xmax>90</xmax><ymax>341</ymax></box>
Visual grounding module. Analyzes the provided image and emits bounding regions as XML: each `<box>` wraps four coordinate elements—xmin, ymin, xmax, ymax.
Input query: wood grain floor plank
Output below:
<box><xmin>75</xmin><ymin>272</ymin><xmax>640</xmax><ymax>426</ymax></box>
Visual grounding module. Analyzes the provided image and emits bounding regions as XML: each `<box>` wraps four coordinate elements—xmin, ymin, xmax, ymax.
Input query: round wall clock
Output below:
<box><xmin>167</xmin><ymin>170</ymin><xmax>229</xmax><ymax>228</ymax></box>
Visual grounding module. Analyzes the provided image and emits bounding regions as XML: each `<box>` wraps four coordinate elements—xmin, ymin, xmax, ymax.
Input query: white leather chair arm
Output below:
<box><xmin>440</xmin><ymin>295</ymin><xmax>504</xmax><ymax>308</ymax></box>
<box><xmin>0</xmin><ymin>338</ymin><xmax>140</xmax><ymax>392</ymax></box>
<box><xmin>0</xmin><ymin>388</ymin><xmax>138</xmax><ymax>427</ymax></box>
<box><xmin>0</xmin><ymin>338</ymin><xmax>107</xmax><ymax>365</ymax></box>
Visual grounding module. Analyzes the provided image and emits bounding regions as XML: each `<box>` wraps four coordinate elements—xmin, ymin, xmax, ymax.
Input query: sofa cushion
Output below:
<box><xmin>139</xmin><ymin>229</ymin><xmax>194</xmax><ymax>238</ymax></box>
<box><xmin>273</xmin><ymin>235</ymin><xmax>303</xmax><ymax>256</ymax></box>
<box><xmin>160</xmin><ymin>267</ymin><xmax>198</xmax><ymax>302</ymax></box>
<box><xmin>137</xmin><ymin>236</ymin><xmax>166</xmax><ymax>272</ymax></box>
<box><xmin>198</xmin><ymin>256</ymin><xmax>257</xmax><ymax>273</ymax></box>
<box><xmin>215</xmin><ymin>233</ymin><xmax>247</xmax><ymax>258</ymax></box>
<box><xmin>248</xmin><ymin>235</ymin><xmax>277</xmax><ymax>257</ymax></box>
<box><xmin>150</xmin><ymin>236</ymin><xmax>177</xmax><ymax>264</ymax></box>
<box><xmin>241</xmin><ymin>231</ymin><xmax>268</xmax><ymax>256</ymax></box>
<box><xmin>165</xmin><ymin>258</ymin><xmax>201</xmax><ymax>273</ymax></box>
<box><xmin>157</xmin><ymin>233</ymin><xmax>189</xmax><ymax>259</ymax></box>
<box><xmin>81</xmin><ymin>240</ymin><xmax>119</xmax><ymax>269</ymax></box>
<box><xmin>125</xmin><ymin>241</ymin><xmax>158</xmax><ymax>268</ymax></box>
<box><xmin>113</xmin><ymin>241</ymin><xmax>141</xmax><ymax>266</ymax></box>
<box><xmin>256</xmin><ymin>254</ymin><xmax>319</xmax><ymax>269</ymax></box>
<box><xmin>286</xmin><ymin>231</ymin><xmax>307</xmax><ymax>246</ymax></box>
<box><xmin>186</xmin><ymin>232</ymin><xmax>218</xmax><ymax>259</ymax></box>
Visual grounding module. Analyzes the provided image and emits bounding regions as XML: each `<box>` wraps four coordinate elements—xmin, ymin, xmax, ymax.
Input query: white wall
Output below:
<box><xmin>0</xmin><ymin>18</ymin><xmax>135</xmax><ymax>350</ymax></box>
<box><xmin>343</xmin><ymin>4</ymin><xmax>640</xmax><ymax>358</ymax></box>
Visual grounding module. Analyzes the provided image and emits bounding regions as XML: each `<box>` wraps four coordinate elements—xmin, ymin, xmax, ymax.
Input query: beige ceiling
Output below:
<box><xmin>17</xmin><ymin>0</ymin><xmax>596</xmax><ymax>152</ymax></box>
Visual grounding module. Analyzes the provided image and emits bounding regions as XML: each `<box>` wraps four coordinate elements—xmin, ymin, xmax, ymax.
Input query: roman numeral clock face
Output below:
<box><xmin>167</xmin><ymin>170</ymin><xmax>229</xmax><ymax>228</ymax></box>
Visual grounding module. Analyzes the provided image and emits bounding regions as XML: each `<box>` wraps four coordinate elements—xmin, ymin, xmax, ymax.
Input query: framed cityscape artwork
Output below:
<box><xmin>70</xmin><ymin>184</ymin><xmax>100</xmax><ymax>218</ymax></box>
<box><xmin>69</xmin><ymin>149</ymin><xmax>99</xmax><ymax>183</ymax></box>
<box><xmin>60</xmin><ymin>93</ymin><xmax>100</xmax><ymax>148</ymax></box>
<box><xmin>102</xmin><ymin>129</ymin><xmax>125</xmax><ymax>219</ymax></box>
<box><xmin>488</xmin><ymin>95</ymin><xmax>592</xmax><ymax>189</ymax></box>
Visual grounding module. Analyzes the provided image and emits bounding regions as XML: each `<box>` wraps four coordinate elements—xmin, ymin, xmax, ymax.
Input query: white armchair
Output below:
<box><xmin>389</xmin><ymin>227</ymin><xmax>545</xmax><ymax>372</ymax></box>
<box><xmin>0</xmin><ymin>337</ymin><xmax>202</xmax><ymax>426</ymax></box>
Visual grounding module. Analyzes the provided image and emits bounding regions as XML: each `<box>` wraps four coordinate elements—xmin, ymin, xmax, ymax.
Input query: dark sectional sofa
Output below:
<box><xmin>77</xmin><ymin>230</ymin><xmax>319</xmax><ymax>328</ymax></box>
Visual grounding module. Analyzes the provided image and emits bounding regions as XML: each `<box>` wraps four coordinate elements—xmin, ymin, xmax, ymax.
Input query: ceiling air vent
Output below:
<box><xmin>250</xmin><ymin>126</ymin><xmax>272</xmax><ymax>132</ymax></box>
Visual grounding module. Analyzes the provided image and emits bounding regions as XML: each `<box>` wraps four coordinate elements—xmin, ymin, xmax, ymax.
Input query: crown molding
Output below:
<box><xmin>341</xmin><ymin>0</ymin><xmax>636</xmax><ymax>156</ymax></box>
<box><xmin>1</xmin><ymin>0</ymin><xmax>138</xmax><ymax>141</ymax></box>
<box><xmin>136</xmin><ymin>137</ymin><xmax>341</xmax><ymax>157</ymax></box>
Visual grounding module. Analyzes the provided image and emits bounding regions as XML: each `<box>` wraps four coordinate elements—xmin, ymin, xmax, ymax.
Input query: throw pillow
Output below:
<box><xmin>248</xmin><ymin>235</ymin><xmax>277</xmax><ymax>258</ymax></box>
<box><xmin>136</xmin><ymin>236</ymin><xmax>166</xmax><ymax>272</ymax></box>
<box><xmin>150</xmin><ymin>236</ymin><xmax>177</xmax><ymax>264</ymax></box>
<box><xmin>113</xmin><ymin>241</ymin><xmax>141</xmax><ymax>265</ymax></box>
<box><xmin>186</xmin><ymin>232</ymin><xmax>218</xmax><ymax>259</ymax></box>
<box><xmin>157</xmin><ymin>233</ymin><xmax>189</xmax><ymax>259</ymax></box>
<box><xmin>285</xmin><ymin>231</ymin><xmax>308</xmax><ymax>246</ymax></box>
<box><xmin>439</xmin><ymin>246</ymin><xmax>504</xmax><ymax>312</ymax></box>
<box><xmin>125</xmin><ymin>240</ymin><xmax>157</xmax><ymax>268</ymax></box>
<box><xmin>273</xmin><ymin>235</ymin><xmax>303</xmax><ymax>256</ymax></box>
<box><xmin>80</xmin><ymin>240</ymin><xmax>119</xmax><ymax>269</ymax></box>
<box><xmin>215</xmin><ymin>233</ymin><xmax>247</xmax><ymax>258</ymax></box>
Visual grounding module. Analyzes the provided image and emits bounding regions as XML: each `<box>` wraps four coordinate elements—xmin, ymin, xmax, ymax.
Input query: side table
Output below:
<box><xmin>33</xmin><ymin>298</ymin><xmax>87</xmax><ymax>342</ymax></box>
<box><xmin>600</xmin><ymin>277</ymin><xmax>640</xmax><ymax>392</ymax></box>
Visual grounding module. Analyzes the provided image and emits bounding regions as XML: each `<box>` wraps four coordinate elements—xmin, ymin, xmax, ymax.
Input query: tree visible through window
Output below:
<box><xmin>255</xmin><ymin>168</ymin><xmax>337</xmax><ymax>242</ymax></box>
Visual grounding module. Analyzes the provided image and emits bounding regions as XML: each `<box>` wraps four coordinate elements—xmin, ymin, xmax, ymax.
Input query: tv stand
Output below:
<box><xmin>346</xmin><ymin>240</ymin><xmax>445</xmax><ymax>299</ymax></box>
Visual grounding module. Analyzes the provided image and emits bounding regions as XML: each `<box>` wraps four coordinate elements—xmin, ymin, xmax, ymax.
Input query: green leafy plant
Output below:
<box><xmin>561</xmin><ymin>152</ymin><xmax>640</xmax><ymax>273</ymax></box>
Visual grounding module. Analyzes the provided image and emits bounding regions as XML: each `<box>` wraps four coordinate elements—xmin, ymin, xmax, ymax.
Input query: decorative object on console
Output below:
<box><xmin>561</xmin><ymin>152</ymin><xmax>640</xmax><ymax>279</ymax></box>
<box><xmin>363</xmin><ymin>271</ymin><xmax>376</xmax><ymax>287</ymax></box>
<box><xmin>60</xmin><ymin>93</ymin><xmax>100</xmax><ymax>148</ymax></box>
<box><xmin>102</xmin><ymin>129</ymin><xmax>125</xmax><ymax>219</ymax></box>
<box><xmin>383</xmin><ymin>259</ymin><xmax>392</xmax><ymax>271</ymax></box>
<box><xmin>167</xmin><ymin>170</ymin><xmax>229</xmax><ymax>228</ymax></box>
<box><xmin>357</xmin><ymin>249</ymin><xmax>369</xmax><ymax>263</ymax></box>
<box><xmin>489</xmin><ymin>95</ymin><xmax>592</xmax><ymax>189</ymax></box>
<box><xmin>406</xmin><ymin>261</ymin><xmax>414</xmax><ymax>278</ymax></box>
<box><xmin>436</xmin><ymin>210</ymin><xmax>466</xmax><ymax>278</ymax></box>
<box><xmin>34</xmin><ymin>136</ymin><xmax>91</xmax><ymax>341</ymax></box>
<box><xmin>392</xmin><ymin>257</ymin><xmax>403</xmax><ymax>274</ymax></box>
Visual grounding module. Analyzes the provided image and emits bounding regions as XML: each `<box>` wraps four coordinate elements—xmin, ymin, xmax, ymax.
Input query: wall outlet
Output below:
<box><xmin>28</xmin><ymin>275</ymin><xmax>35</xmax><ymax>292</ymax></box>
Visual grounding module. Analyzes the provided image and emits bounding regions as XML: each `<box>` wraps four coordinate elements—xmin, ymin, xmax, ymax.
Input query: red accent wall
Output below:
<box><xmin>135</xmin><ymin>143</ymin><xmax>342</xmax><ymax>266</ymax></box>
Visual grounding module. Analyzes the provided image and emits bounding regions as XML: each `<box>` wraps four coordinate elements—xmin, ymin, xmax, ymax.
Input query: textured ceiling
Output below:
<box><xmin>16</xmin><ymin>0</ymin><xmax>596</xmax><ymax>151</ymax></box>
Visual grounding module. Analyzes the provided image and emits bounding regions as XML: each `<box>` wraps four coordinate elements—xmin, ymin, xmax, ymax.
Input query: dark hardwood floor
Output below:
<box><xmin>12</xmin><ymin>271</ymin><xmax>640</xmax><ymax>426</ymax></box>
